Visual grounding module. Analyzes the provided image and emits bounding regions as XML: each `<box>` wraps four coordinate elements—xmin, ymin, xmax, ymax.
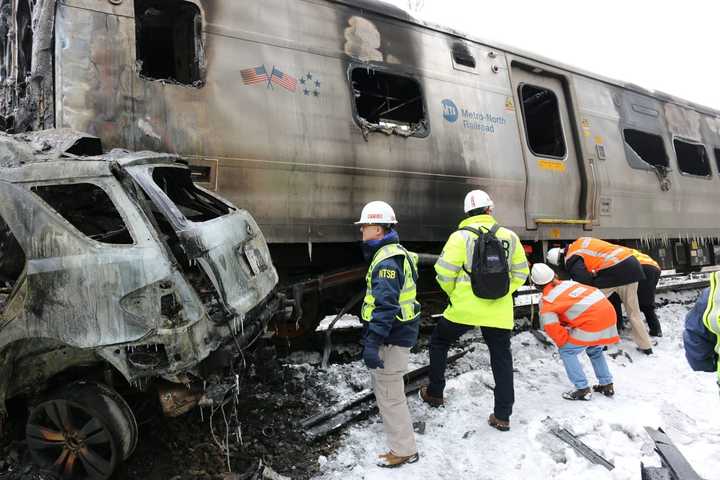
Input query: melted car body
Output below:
<box><xmin>0</xmin><ymin>130</ymin><xmax>279</xmax><ymax>414</ymax></box>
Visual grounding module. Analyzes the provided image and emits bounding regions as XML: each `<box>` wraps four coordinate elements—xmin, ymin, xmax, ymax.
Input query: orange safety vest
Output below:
<box><xmin>539</xmin><ymin>280</ymin><xmax>620</xmax><ymax>347</ymax></box>
<box><xmin>631</xmin><ymin>248</ymin><xmax>660</xmax><ymax>270</ymax></box>
<box><xmin>565</xmin><ymin>237</ymin><xmax>633</xmax><ymax>274</ymax></box>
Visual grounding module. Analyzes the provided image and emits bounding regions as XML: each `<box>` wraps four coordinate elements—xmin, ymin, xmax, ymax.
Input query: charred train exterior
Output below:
<box><xmin>2</xmin><ymin>0</ymin><xmax>720</xmax><ymax>272</ymax></box>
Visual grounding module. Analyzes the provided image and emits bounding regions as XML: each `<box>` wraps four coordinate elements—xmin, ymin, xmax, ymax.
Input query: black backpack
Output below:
<box><xmin>459</xmin><ymin>224</ymin><xmax>510</xmax><ymax>299</ymax></box>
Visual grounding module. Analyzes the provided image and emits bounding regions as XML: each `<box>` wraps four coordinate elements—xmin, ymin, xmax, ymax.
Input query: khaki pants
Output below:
<box><xmin>371</xmin><ymin>345</ymin><xmax>417</xmax><ymax>456</ymax></box>
<box><xmin>602</xmin><ymin>282</ymin><xmax>653</xmax><ymax>350</ymax></box>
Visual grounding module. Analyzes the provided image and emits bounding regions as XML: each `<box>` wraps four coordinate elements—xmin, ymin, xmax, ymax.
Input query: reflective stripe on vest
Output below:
<box><xmin>702</xmin><ymin>271</ymin><xmax>720</xmax><ymax>379</ymax></box>
<box><xmin>361</xmin><ymin>244</ymin><xmax>420</xmax><ymax>323</ymax></box>
<box><xmin>565</xmin><ymin>289</ymin><xmax>606</xmax><ymax>320</ymax></box>
<box><xmin>566</xmin><ymin>237</ymin><xmax>632</xmax><ymax>272</ymax></box>
<box><xmin>569</xmin><ymin>324</ymin><xmax>619</xmax><ymax>343</ymax></box>
<box><xmin>631</xmin><ymin>249</ymin><xmax>660</xmax><ymax>270</ymax></box>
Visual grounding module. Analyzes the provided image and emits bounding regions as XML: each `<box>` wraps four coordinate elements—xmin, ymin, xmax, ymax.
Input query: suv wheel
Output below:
<box><xmin>25</xmin><ymin>382</ymin><xmax>137</xmax><ymax>479</ymax></box>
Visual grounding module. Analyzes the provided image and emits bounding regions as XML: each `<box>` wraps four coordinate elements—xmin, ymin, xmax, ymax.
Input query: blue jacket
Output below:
<box><xmin>361</xmin><ymin>231</ymin><xmax>420</xmax><ymax>348</ymax></box>
<box><xmin>683</xmin><ymin>288</ymin><xmax>718</xmax><ymax>372</ymax></box>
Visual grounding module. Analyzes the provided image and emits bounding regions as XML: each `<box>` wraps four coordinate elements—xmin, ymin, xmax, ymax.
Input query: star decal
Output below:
<box><xmin>299</xmin><ymin>72</ymin><xmax>321</xmax><ymax>98</ymax></box>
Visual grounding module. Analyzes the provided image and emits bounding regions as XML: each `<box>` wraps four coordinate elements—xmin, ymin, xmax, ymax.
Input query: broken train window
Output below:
<box><xmin>519</xmin><ymin>84</ymin><xmax>567</xmax><ymax>158</ymax></box>
<box><xmin>134</xmin><ymin>0</ymin><xmax>203</xmax><ymax>85</ymax></box>
<box><xmin>0</xmin><ymin>212</ymin><xmax>25</xmax><ymax>310</ymax></box>
<box><xmin>351</xmin><ymin>68</ymin><xmax>428</xmax><ymax>137</ymax></box>
<box><xmin>623</xmin><ymin>129</ymin><xmax>669</xmax><ymax>169</ymax></box>
<box><xmin>31</xmin><ymin>183</ymin><xmax>134</xmax><ymax>244</ymax></box>
<box><xmin>152</xmin><ymin>167</ymin><xmax>231</xmax><ymax>222</ymax></box>
<box><xmin>673</xmin><ymin>139</ymin><xmax>711</xmax><ymax>177</ymax></box>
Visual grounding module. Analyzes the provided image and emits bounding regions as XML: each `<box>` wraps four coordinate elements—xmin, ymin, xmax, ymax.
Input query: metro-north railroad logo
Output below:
<box><xmin>442</xmin><ymin>99</ymin><xmax>459</xmax><ymax>123</ymax></box>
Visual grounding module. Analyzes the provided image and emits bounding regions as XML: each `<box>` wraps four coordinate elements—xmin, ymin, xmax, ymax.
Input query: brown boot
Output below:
<box><xmin>562</xmin><ymin>387</ymin><xmax>592</xmax><ymax>401</ymax></box>
<box><xmin>419</xmin><ymin>385</ymin><xmax>444</xmax><ymax>407</ymax></box>
<box><xmin>592</xmin><ymin>383</ymin><xmax>615</xmax><ymax>397</ymax></box>
<box><xmin>377</xmin><ymin>451</ymin><xmax>420</xmax><ymax>468</ymax></box>
<box><xmin>487</xmin><ymin>414</ymin><xmax>510</xmax><ymax>432</ymax></box>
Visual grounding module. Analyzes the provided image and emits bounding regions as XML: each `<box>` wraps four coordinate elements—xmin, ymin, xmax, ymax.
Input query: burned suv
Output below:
<box><xmin>0</xmin><ymin>130</ymin><xmax>279</xmax><ymax>479</ymax></box>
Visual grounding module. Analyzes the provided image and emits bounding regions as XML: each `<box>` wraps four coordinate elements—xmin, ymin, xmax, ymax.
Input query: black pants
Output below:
<box><xmin>428</xmin><ymin>317</ymin><xmax>514</xmax><ymax>421</ymax></box>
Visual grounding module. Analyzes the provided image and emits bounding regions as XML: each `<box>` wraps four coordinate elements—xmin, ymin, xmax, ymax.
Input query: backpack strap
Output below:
<box><xmin>459</xmin><ymin>224</ymin><xmax>501</xmax><ymax>237</ymax></box>
<box><xmin>459</xmin><ymin>226</ymin><xmax>482</xmax><ymax>236</ymax></box>
<box><xmin>396</xmin><ymin>244</ymin><xmax>418</xmax><ymax>281</ymax></box>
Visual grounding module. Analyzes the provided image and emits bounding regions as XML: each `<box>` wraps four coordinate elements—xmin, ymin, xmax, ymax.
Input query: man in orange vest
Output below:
<box><xmin>547</xmin><ymin>237</ymin><xmax>653</xmax><ymax>354</ymax></box>
<box><xmin>531</xmin><ymin>263</ymin><xmax>619</xmax><ymax>400</ymax></box>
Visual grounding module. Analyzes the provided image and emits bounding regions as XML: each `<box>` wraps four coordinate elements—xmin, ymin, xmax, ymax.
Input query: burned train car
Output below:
<box><xmin>0</xmin><ymin>130</ymin><xmax>278</xmax><ymax>477</ymax></box>
<box><xmin>2</xmin><ymin>2</ymin><xmax>720</xmax><ymax>295</ymax></box>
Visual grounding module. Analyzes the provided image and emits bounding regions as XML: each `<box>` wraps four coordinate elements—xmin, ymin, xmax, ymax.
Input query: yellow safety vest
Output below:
<box><xmin>702</xmin><ymin>271</ymin><xmax>720</xmax><ymax>380</ymax></box>
<box><xmin>434</xmin><ymin>215</ymin><xmax>529</xmax><ymax>328</ymax></box>
<box><xmin>361</xmin><ymin>243</ymin><xmax>420</xmax><ymax>323</ymax></box>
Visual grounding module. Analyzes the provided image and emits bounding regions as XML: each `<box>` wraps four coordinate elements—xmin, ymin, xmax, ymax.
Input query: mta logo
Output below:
<box><xmin>442</xmin><ymin>99</ymin><xmax>458</xmax><ymax>123</ymax></box>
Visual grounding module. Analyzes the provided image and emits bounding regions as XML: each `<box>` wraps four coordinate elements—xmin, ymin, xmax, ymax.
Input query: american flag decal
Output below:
<box><xmin>270</xmin><ymin>67</ymin><xmax>297</xmax><ymax>92</ymax></box>
<box><xmin>241</xmin><ymin>65</ymin><xmax>269</xmax><ymax>85</ymax></box>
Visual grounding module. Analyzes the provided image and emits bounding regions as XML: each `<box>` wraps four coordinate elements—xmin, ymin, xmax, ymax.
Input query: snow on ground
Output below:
<box><xmin>309</xmin><ymin>290</ymin><xmax>720</xmax><ymax>480</ymax></box>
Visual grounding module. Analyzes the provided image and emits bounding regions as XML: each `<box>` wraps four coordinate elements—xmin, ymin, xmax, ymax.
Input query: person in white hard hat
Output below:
<box><xmin>421</xmin><ymin>190</ymin><xmax>529</xmax><ymax>431</ymax></box>
<box><xmin>355</xmin><ymin>201</ymin><xmax>421</xmax><ymax>468</ymax></box>
<box><xmin>531</xmin><ymin>263</ymin><xmax>618</xmax><ymax>400</ymax></box>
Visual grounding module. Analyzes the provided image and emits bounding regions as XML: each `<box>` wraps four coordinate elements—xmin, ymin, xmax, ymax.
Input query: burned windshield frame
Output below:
<box><xmin>151</xmin><ymin>166</ymin><xmax>233</xmax><ymax>223</ymax></box>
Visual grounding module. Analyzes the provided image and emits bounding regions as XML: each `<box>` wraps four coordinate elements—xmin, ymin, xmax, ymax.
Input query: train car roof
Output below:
<box><xmin>330</xmin><ymin>0</ymin><xmax>720</xmax><ymax>118</ymax></box>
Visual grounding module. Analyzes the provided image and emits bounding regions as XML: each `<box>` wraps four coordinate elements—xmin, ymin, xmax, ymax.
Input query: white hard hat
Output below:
<box><xmin>531</xmin><ymin>263</ymin><xmax>556</xmax><ymax>286</ymax></box>
<box><xmin>355</xmin><ymin>201</ymin><xmax>398</xmax><ymax>224</ymax></box>
<box><xmin>464</xmin><ymin>190</ymin><xmax>494</xmax><ymax>213</ymax></box>
<box><xmin>546</xmin><ymin>248</ymin><xmax>563</xmax><ymax>266</ymax></box>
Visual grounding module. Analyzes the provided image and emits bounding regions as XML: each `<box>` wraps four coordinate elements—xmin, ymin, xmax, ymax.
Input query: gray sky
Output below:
<box><xmin>382</xmin><ymin>0</ymin><xmax>720</xmax><ymax>110</ymax></box>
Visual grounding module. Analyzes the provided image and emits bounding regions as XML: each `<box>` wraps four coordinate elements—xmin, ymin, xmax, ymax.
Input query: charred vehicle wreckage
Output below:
<box><xmin>0</xmin><ymin>130</ymin><xmax>283</xmax><ymax>478</ymax></box>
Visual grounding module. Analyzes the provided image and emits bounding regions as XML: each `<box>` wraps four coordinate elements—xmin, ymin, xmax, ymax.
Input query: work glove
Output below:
<box><xmin>363</xmin><ymin>342</ymin><xmax>384</xmax><ymax>370</ymax></box>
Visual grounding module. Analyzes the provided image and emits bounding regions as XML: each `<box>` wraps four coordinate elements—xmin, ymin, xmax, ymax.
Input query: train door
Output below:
<box><xmin>511</xmin><ymin>65</ymin><xmax>586</xmax><ymax>229</ymax></box>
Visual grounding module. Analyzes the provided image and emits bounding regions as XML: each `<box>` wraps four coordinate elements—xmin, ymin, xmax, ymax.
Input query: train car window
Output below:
<box><xmin>31</xmin><ymin>183</ymin><xmax>134</xmax><ymax>244</ymax></box>
<box><xmin>623</xmin><ymin>129</ymin><xmax>669</xmax><ymax>168</ymax></box>
<box><xmin>452</xmin><ymin>43</ymin><xmax>476</xmax><ymax>69</ymax></box>
<box><xmin>714</xmin><ymin>148</ymin><xmax>720</xmax><ymax>174</ymax></box>
<box><xmin>0</xmin><ymin>213</ymin><xmax>25</xmax><ymax>299</ymax></box>
<box><xmin>674</xmin><ymin>139</ymin><xmax>711</xmax><ymax>177</ymax></box>
<box><xmin>351</xmin><ymin>68</ymin><xmax>428</xmax><ymax>137</ymax></box>
<box><xmin>519</xmin><ymin>84</ymin><xmax>567</xmax><ymax>158</ymax></box>
<box><xmin>135</xmin><ymin>0</ymin><xmax>202</xmax><ymax>85</ymax></box>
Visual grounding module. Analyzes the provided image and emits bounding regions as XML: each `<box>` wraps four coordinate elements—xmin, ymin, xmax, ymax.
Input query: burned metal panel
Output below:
<box><xmin>54</xmin><ymin>1</ymin><xmax>136</xmax><ymax>148</ymax></box>
<box><xmin>0</xmin><ymin>0</ymin><xmax>56</xmax><ymax>132</ymax></box>
<box><xmin>0</xmin><ymin>176</ymin><xmax>175</xmax><ymax>350</ymax></box>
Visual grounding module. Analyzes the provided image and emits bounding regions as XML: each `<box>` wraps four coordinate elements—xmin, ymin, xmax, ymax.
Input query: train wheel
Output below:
<box><xmin>25</xmin><ymin>382</ymin><xmax>133</xmax><ymax>480</ymax></box>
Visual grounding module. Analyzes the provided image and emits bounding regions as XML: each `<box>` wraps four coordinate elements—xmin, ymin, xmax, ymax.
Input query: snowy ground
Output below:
<box><xmin>301</xmin><ymin>290</ymin><xmax>719</xmax><ymax>480</ymax></box>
